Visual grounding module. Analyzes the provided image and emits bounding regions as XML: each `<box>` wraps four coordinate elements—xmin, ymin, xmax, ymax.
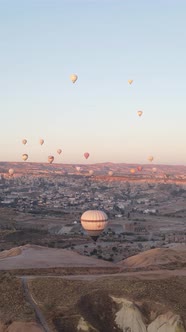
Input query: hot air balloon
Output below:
<box><xmin>128</xmin><ymin>79</ymin><xmax>133</xmax><ymax>85</ymax></box>
<box><xmin>8</xmin><ymin>169</ymin><xmax>14</xmax><ymax>176</ymax></box>
<box><xmin>130</xmin><ymin>168</ymin><xmax>136</xmax><ymax>174</ymax></box>
<box><xmin>76</xmin><ymin>166</ymin><xmax>81</xmax><ymax>172</ymax></box>
<box><xmin>39</xmin><ymin>139</ymin><xmax>44</xmax><ymax>145</ymax></box>
<box><xmin>137</xmin><ymin>166</ymin><xmax>142</xmax><ymax>172</ymax></box>
<box><xmin>152</xmin><ymin>167</ymin><xmax>157</xmax><ymax>173</ymax></box>
<box><xmin>57</xmin><ymin>149</ymin><xmax>62</xmax><ymax>155</ymax></box>
<box><xmin>48</xmin><ymin>155</ymin><xmax>54</xmax><ymax>164</ymax></box>
<box><xmin>22</xmin><ymin>154</ymin><xmax>28</xmax><ymax>161</ymax></box>
<box><xmin>22</xmin><ymin>139</ymin><xmax>27</xmax><ymax>145</ymax></box>
<box><xmin>89</xmin><ymin>170</ymin><xmax>94</xmax><ymax>175</ymax></box>
<box><xmin>70</xmin><ymin>74</ymin><xmax>78</xmax><ymax>83</ymax></box>
<box><xmin>137</xmin><ymin>111</ymin><xmax>143</xmax><ymax>117</ymax></box>
<box><xmin>84</xmin><ymin>152</ymin><xmax>90</xmax><ymax>159</ymax></box>
<box><xmin>148</xmin><ymin>156</ymin><xmax>154</xmax><ymax>162</ymax></box>
<box><xmin>80</xmin><ymin>210</ymin><xmax>108</xmax><ymax>242</ymax></box>
<box><xmin>108</xmin><ymin>171</ymin><xmax>113</xmax><ymax>176</ymax></box>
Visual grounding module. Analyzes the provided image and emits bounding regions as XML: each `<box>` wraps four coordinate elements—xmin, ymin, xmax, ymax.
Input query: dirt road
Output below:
<box><xmin>21</xmin><ymin>277</ymin><xmax>51</xmax><ymax>332</ymax></box>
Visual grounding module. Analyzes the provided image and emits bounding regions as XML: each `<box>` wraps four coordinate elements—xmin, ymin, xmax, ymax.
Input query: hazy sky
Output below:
<box><xmin>0</xmin><ymin>0</ymin><xmax>186</xmax><ymax>165</ymax></box>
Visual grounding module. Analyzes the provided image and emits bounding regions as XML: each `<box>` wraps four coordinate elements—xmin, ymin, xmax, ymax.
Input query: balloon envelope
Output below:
<box><xmin>48</xmin><ymin>155</ymin><xmax>54</xmax><ymax>164</ymax></box>
<box><xmin>8</xmin><ymin>168</ymin><xmax>14</xmax><ymax>176</ymax></box>
<box><xmin>39</xmin><ymin>139</ymin><xmax>44</xmax><ymax>145</ymax></box>
<box><xmin>76</xmin><ymin>166</ymin><xmax>81</xmax><ymax>172</ymax></box>
<box><xmin>137</xmin><ymin>111</ymin><xmax>143</xmax><ymax>117</ymax></box>
<box><xmin>148</xmin><ymin>156</ymin><xmax>154</xmax><ymax>162</ymax></box>
<box><xmin>22</xmin><ymin>139</ymin><xmax>27</xmax><ymax>145</ymax></box>
<box><xmin>137</xmin><ymin>166</ymin><xmax>142</xmax><ymax>171</ymax></box>
<box><xmin>130</xmin><ymin>168</ymin><xmax>135</xmax><ymax>174</ymax></box>
<box><xmin>128</xmin><ymin>79</ymin><xmax>133</xmax><ymax>85</ymax></box>
<box><xmin>22</xmin><ymin>154</ymin><xmax>28</xmax><ymax>161</ymax></box>
<box><xmin>81</xmin><ymin>210</ymin><xmax>108</xmax><ymax>241</ymax></box>
<box><xmin>84</xmin><ymin>152</ymin><xmax>90</xmax><ymax>159</ymax></box>
<box><xmin>108</xmin><ymin>171</ymin><xmax>113</xmax><ymax>176</ymax></box>
<box><xmin>57</xmin><ymin>149</ymin><xmax>62</xmax><ymax>155</ymax></box>
<box><xmin>70</xmin><ymin>74</ymin><xmax>78</xmax><ymax>83</ymax></box>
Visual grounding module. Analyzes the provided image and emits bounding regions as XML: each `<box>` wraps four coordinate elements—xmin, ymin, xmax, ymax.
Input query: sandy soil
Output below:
<box><xmin>0</xmin><ymin>248</ymin><xmax>22</xmax><ymax>259</ymax></box>
<box><xmin>118</xmin><ymin>246</ymin><xmax>186</xmax><ymax>270</ymax></box>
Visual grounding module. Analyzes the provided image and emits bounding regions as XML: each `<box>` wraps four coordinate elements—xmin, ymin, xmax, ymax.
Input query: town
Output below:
<box><xmin>0</xmin><ymin>162</ymin><xmax>185</xmax><ymax>263</ymax></box>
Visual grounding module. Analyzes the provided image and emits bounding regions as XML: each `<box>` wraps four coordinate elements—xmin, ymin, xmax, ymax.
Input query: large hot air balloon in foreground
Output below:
<box><xmin>8</xmin><ymin>169</ymin><xmax>14</xmax><ymax>176</ymax></box>
<box><xmin>128</xmin><ymin>79</ymin><xmax>133</xmax><ymax>85</ymax></box>
<box><xmin>22</xmin><ymin>139</ymin><xmax>27</xmax><ymax>145</ymax></box>
<box><xmin>48</xmin><ymin>155</ymin><xmax>54</xmax><ymax>164</ymax></box>
<box><xmin>57</xmin><ymin>149</ymin><xmax>62</xmax><ymax>155</ymax></box>
<box><xmin>39</xmin><ymin>139</ymin><xmax>44</xmax><ymax>145</ymax></box>
<box><xmin>84</xmin><ymin>152</ymin><xmax>90</xmax><ymax>159</ymax></box>
<box><xmin>81</xmin><ymin>210</ymin><xmax>108</xmax><ymax>242</ymax></box>
<box><xmin>22</xmin><ymin>154</ymin><xmax>28</xmax><ymax>161</ymax></box>
<box><xmin>148</xmin><ymin>156</ymin><xmax>154</xmax><ymax>162</ymax></box>
<box><xmin>137</xmin><ymin>111</ymin><xmax>143</xmax><ymax>117</ymax></box>
<box><xmin>70</xmin><ymin>74</ymin><xmax>78</xmax><ymax>83</ymax></box>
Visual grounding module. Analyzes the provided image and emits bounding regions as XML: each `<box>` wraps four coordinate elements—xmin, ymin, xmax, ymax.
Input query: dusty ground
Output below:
<box><xmin>0</xmin><ymin>244</ymin><xmax>116</xmax><ymax>270</ymax></box>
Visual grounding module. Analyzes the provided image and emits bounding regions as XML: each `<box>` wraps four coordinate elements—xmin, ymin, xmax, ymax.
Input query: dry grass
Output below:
<box><xmin>0</xmin><ymin>272</ymin><xmax>35</xmax><ymax>324</ymax></box>
<box><xmin>30</xmin><ymin>275</ymin><xmax>186</xmax><ymax>332</ymax></box>
<box><xmin>0</xmin><ymin>272</ymin><xmax>185</xmax><ymax>331</ymax></box>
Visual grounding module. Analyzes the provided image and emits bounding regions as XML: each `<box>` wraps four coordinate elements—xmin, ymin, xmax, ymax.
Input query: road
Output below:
<box><xmin>21</xmin><ymin>277</ymin><xmax>51</xmax><ymax>332</ymax></box>
<box><xmin>20</xmin><ymin>268</ymin><xmax>186</xmax><ymax>281</ymax></box>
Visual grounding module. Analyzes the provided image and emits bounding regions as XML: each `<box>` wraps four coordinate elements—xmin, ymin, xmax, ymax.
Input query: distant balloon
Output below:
<box><xmin>89</xmin><ymin>170</ymin><xmax>94</xmax><ymax>175</ymax></box>
<box><xmin>137</xmin><ymin>166</ymin><xmax>142</xmax><ymax>172</ymax></box>
<box><xmin>81</xmin><ymin>210</ymin><xmax>108</xmax><ymax>242</ymax></box>
<box><xmin>8</xmin><ymin>168</ymin><xmax>14</xmax><ymax>176</ymax></box>
<box><xmin>70</xmin><ymin>74</ymin><xmax>78</xmax><ymax>83</ymax></box>
<box><xmin>48</xmin><ymin>155</ymin><xmax>54</xmax><ymax>164</ymax></box>
<box><xmin>22</xmin><ymin>139</ymin><xmax>27</xmax><ymax>145</ymax></box>
<box><xmin>130</xmin><ymin>168</ymin><xmax>136</xmax><ymax>174</ymax></box>
<box><xmin>22</xmin><ymin>154</ymin><xmax>28</xmax><ymax>161</ymax></box>
<box><xmin>137</xmin><ymin>111</ymin><xmax>143</xmax><ymax>117</ymax></box>
<box><xmin>84</xmin><ymin>152</ymin><xmax>90</xmax><ymax>160</ymax></box>
<box><xmin>57</xmin><ymin>149</ymin><xmax>62</xmax><ymax>155</ymax></box>
<box><xmin>148</xmin><ymin>156</ymin><xmax>154</xmax><ymax>162</ymax></box>
<box><xmin>108</xmin><ymin>171</ymin><xmax>113</xmax><ymax>176</ymax></box>
<box><xmin>76</xmin><ymin>166</ymin><xmax>81</xmax><ymax>172</ymax></box>
<box><xmin>152</xmin><ymin>167</ymin><xmax>157</xmax><ymax>173</ymax></box>
<box><xmin>39</xmin><ymin>139</ymin><xmax>44</xmax><ymax>145</ymax></box>
<box><xmin>128</xmin><ymin>79</ymin><xmax>133</xmax><ymax>85</ymax></box>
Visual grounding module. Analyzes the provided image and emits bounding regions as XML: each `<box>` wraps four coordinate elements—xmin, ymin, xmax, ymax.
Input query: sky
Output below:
<box><xmin>0</xmin><ymin>0</ymin><xmax>186</xmax><ymax>165</ymax></box>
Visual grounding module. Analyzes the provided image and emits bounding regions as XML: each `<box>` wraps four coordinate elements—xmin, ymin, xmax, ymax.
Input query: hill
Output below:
<box><xmin>0</xmin><ymin>244</ymin><xmax>117</xmax><ymax>272</ymax></box>
<box><xmin>1</xmin><ymin>161</ymin><xmax>186</xmax><ymax>185</ymax></box>
<box><xmin>118</xmin><ymin>246</ymin><xmax>186</xmax><ymax>271</ymax></box>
